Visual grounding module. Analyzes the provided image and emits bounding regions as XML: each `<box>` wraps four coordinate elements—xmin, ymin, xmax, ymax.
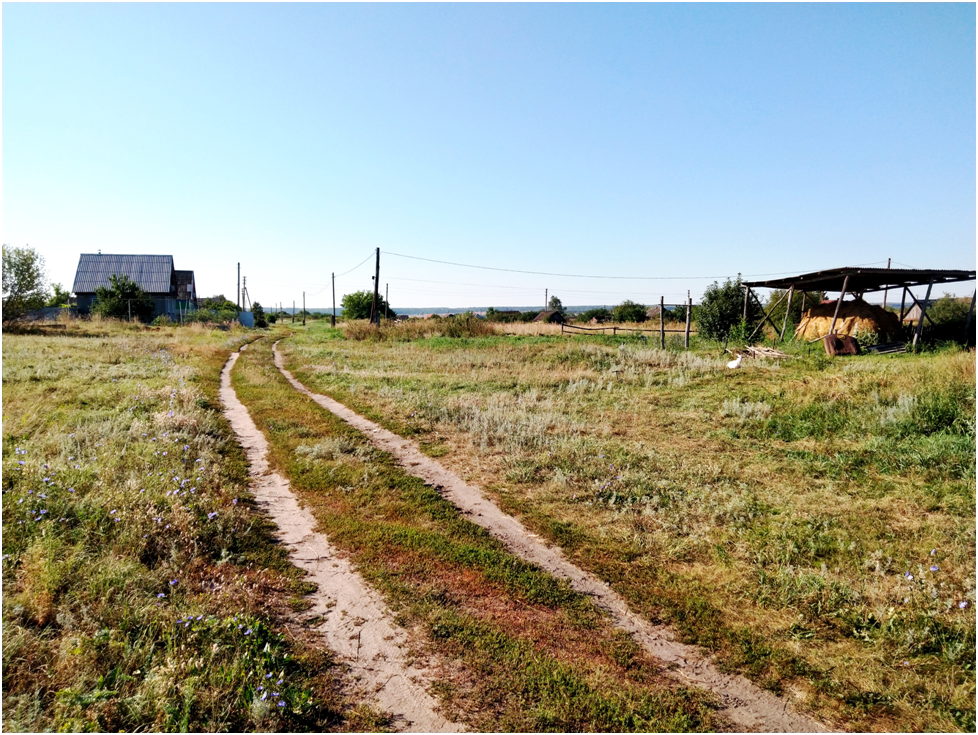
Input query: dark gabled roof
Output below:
<box><xmin>73</xmin><ymin>254</ymin><xmax>175</xmax><ymax>294</ymax></box>
<box><xmin>743</xmin><ymin>267</ymin><xmax>975</xmax><ymax>294</ymax></box>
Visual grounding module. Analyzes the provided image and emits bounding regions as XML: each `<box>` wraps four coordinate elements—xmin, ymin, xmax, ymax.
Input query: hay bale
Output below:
<box><xmin>795</xmin><ymin>298</ymin><xmax>902</xmax><ymax>342</ymax></box>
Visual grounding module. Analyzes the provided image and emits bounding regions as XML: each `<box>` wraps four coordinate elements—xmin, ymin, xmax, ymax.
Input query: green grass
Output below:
<box><xmin>230</xmin><ymin>335</ymin><xmax>725</xmax><ymax>732</ymax></box>
<box><xmin>278</xmin><ymin>322</ymin><xmax>976</xmax><ymax>732</ymax></box>
<box><xmin>2</xmin><ymin>320</ymin><xmax>379</xmax><ymax>732</ymax></box>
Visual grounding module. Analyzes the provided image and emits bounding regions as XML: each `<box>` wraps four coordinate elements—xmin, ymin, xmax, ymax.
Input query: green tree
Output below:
<box><xmin>91</xmin><ymin>275</ymin><xmax>155</xmax><ymax>321</ymax></box>
<box><xmin>46</xmin><ymin>283</ymin><xmax>71</xmax><ymax>307</ymax></box>
<box><xmin>671</xmin><ymin>302</ymin><xmax>696</xmax><ymax>324</ymax></box>
<box><xmin>2</xmin><ymin>244</ymin><xmax>49</xmax><ymax>321</ymax></box>
<box><xmin>341</xmin><ymin>290</ymin><xmax>395</xmax><ymax>320</ymax></box>
<box><xmin>251</xmin><ymin>301</ymin><xmax>268</xmax><ymax>328</ymax></box>
<box><xmin>548</xmin><ymin>295</ymin><xmax>566</xmax><ymax>315</ymax></box>
<box><xmin>611</xmin><ymin>300</ymin><xmax>647</xmax><ymax>323</ymax></box>
<box><xmin>698</xmin><ymin>276</ymin><xmax>762</xmax><ymax>341</ymax></box>
<box><xmin>928</xmin><ymin>293</ymin><xmax>972</xmax><ymax>325</ymax></box>
<box><xmin>575</xmin><ymin>308</ymin><xmax>612</xmax><ymax>323</ymax></box>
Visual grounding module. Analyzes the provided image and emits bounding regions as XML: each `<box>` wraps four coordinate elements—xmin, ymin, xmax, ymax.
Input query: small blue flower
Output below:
<box><xmin>158</xmin><ymin>593</ymin><xmax>165</xmax><ymax>598</ymax></box>
<box><xmin>960</xmin><ymin>601</ymin><xmax>969</xmax><ymax>609</ymax></box>
<box><xmin>930</xmin><ymin>565</ymin><xmax>939</xmax><ymax>572</ymax></box>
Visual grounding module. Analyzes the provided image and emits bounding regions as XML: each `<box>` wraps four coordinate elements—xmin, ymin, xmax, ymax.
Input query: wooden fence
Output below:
<box><xmin>560</xmin><ymin>296</ymin><xmax>694</xmax><ymax>349</ymax></box>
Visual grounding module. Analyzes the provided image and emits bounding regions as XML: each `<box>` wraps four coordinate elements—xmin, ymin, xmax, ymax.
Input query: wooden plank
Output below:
<box><xmin>912</xmin><ymin>282</ymin><xmax>934</xmax><ymax>349</ymax></box>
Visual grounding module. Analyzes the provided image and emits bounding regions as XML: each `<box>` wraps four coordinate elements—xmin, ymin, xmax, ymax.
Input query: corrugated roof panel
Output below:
<box><xmin>72</xmin><ymin>254</ymin><xmax>175</xmax><ymax>294</ymax></box>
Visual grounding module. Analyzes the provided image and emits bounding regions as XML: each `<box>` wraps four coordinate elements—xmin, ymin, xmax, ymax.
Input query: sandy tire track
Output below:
<box><xmin>220</xmin><ymin>346</ymin><xmax>462</xmax><ymax>733</ymax></box>
<box><xmin>273</xmin><ymin>339</ymin><xmax>832</xmax><ymax>733</ymax></box>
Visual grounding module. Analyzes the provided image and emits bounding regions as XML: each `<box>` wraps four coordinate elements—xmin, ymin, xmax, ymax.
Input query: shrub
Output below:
<box><xmin>698</xmin><ymin>276</ymin><xmax>762</xmax><ymax>341</ymax></box>
<box><xmin>341</xmin><ymin>290</ymin><xmax>395</xmax><ymax>321</ymax></box>
<box><xmin>575</xmin><ymin>308</ymin><xmax>612</xmax><ymax>324</ymax></box>
<box><xmin>928</xmin><ymin>293</ymin><xmax>972</xmax><ymax>325</ymax></box>
<box><xmin>91</xmin><ymin>275</ymin><xmax>155</xmax><ymax>322</ymax></box>
<box><xmin>251</xmin><ymin>302</ymin><xmax>268</xmax><ymax>329</ymax></box>
<box><xmin>611</xmin><ymin>300</ymin><xmax>647</xmax><ymax>323</ymax></box>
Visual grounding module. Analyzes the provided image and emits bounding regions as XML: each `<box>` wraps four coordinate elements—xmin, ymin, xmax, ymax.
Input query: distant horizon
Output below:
<box><xmin>260</xmin><ymin>295</ymin><xmax>972</xmax><ymax>317</ymax></box>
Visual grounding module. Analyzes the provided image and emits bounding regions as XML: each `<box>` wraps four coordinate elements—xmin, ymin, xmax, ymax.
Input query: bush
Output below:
<box><xmin>341</xmin><ymin>290</ymin><xmax>395</xmax><ymax>321</ymax></box>
<box><xmin>251</xmin><ymin>302</ymin><xmax>268</xmax><ymax>329</ymax></box>
<box><xmin>928</xmin><ymin>294</ymin><xmax>972</xmax><ymax>325</ymax></box>
<box><xmin>698</xmin><ymin>276</ymin><xmax>762</xmax><ymax>341</ymax></box>
<box><xmin>612</xmin><ymin>300</ymin><xmax>647</xmax><ymax>323</ymax></box>
<box><xmin>575</xmin><ymin>308</ymin><xmax>612</xmax><ymax>324</ymax></box>
<box><xmin>91</xmin><ymin>275</ymin><xmax>155</xmax><ymax>322</ymax></box>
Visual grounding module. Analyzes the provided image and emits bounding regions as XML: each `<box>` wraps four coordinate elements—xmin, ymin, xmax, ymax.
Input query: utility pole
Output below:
<box><xmin>545</xmin><ymin>289</ymin><xmax>548</xmax><ymax>312</ymax></box>
<box><xmin>237</xmin><ymin>263</ymin><xmax>241</xmax><ymax>311</ymax></box>
<box><xmin>303</xmin><ymin>292</ymin><xmax>306</xmax><ymax>326</ymax></box>
<box><xmin>331</xmin><ymin>272</ymin><xmax>336</xmax><ymax>327</ymax></box>
<box><xmin>292</xmin><ymin>300</ymin><xmax>295</xmax><ymax>324</ymax></box>
<box><xmin>370</xmin><ymin>247</ymin><xmax>380</xmax><ymax>326</ymax></box>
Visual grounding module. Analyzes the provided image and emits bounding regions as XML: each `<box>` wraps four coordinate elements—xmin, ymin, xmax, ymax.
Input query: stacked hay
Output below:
<box><xmin>795</xmin><ymin>298</ymin><xmax>902</xmax><ymax>341</ymax></box>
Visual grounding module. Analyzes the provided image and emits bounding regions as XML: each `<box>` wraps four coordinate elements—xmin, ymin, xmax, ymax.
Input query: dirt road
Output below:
<box><xmin>221</xmin><ymin>348</ymin><xmax>461</xmax><ymax>732</ymax></box>
<box><xmin>272</xmin><ymin>340</ymin><xmax>831</xmax><ymax>733</ymax></box>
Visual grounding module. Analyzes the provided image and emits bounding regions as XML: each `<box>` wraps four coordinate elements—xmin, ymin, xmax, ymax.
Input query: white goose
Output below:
<box><xmin>727</xmin><ymin>354</ymin><xmax>743</xmax><ymax>369</ymax></box>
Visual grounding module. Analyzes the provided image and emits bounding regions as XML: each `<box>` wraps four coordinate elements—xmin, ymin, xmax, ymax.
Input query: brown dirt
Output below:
<box><xmin>220</xmin><ymin>347</ymin><xmax>462</xmax><ymax>733</ymax></box>
<box><xmin>271</xmin><ymin>341</ymin><xmax>834</xmax><ymax>733</ymax></box>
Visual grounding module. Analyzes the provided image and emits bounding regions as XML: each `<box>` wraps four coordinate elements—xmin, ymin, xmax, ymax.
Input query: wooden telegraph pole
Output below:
<box><xmin>331</xmin><ymin>272</ymin><xmax>336</xmax><ymax>327</ymax></box>
<box><xmin>292</xmin><ymin>300</ymin><xmax>295</xmax><ymax>324</ymax></box>
<box><xmin>370</xmin><ymin>248</ymin><xmax>380</xmax><ymax>326</ymax></box>
<box><xmin>303</xmin><ymin>292</ymin><xmax>306</xmax><ymax>326</ymax></box>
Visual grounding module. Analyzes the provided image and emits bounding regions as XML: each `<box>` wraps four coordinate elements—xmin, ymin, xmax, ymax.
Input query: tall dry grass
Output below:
<box><xmin>279</xmin><ymin>325</ymin><xmax>976</xmax><ymax>732</ymax></box>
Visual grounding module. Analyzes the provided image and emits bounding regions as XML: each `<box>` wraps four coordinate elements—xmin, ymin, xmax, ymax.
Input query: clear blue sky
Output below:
<box><xmin>3</xmin><ymin>2</ymin><xmax>975</xmax><ymax>309</ymax></box>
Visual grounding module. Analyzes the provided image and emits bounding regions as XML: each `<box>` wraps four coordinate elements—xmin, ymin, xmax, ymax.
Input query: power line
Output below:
<box><xmin>386</xmin><ymin>251</ymin><xmax>892</xmax><ymax>280</ymax></box>
<box><xmin>336</xmin><ymin>252</ymin><xmax>375</xmax><ymax>278</ymax></box>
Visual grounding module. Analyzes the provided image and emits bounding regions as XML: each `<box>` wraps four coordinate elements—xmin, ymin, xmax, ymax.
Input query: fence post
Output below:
<box><xmin>684</xmin><ymin>294</ymin><xmax>691</xmax><ymax>349</ymax></box>
<box><xmin>659</xmin><ymin>296</ymin><xmax>665</xmax><ymax>349</ymax></box>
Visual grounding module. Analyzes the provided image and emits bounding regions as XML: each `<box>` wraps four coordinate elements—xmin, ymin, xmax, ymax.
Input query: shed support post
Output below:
<box><xmin>899</xmin><ymin>287</ymin><xmax>908</xmax><ymax>322</ymax></box>
<box><xmin>743</xmin><ymin>286</ymin><xmax>750</xmax><ymax>322</ymax></box>
<box><xmin>828</xmin><ymin>275</ymin><xmax>850</xmax><ymax>335</ymax></box>
<box><xmin>780</xmin><ymin>286</ymin><xmax>794</xmax><ymax>343</ymax></box>
<box><xmin>964</xmin><ymin>290</ymin><xmax>976</xmax><ymax>344</ymax></box>
<box><xmin>912</xmin><ymin>282</ymin><xmax>934</xmax><ymax>349</ymax></box>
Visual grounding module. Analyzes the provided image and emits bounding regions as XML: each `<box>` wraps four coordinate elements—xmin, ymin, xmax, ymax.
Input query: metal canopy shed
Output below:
<box><xmin>741</xmin><ymin>266</ymin><xmax>976</xmax><ymax>347</ymax></box>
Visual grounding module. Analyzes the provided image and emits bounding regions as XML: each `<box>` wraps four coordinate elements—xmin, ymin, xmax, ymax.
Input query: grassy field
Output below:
<box><xmin>278</xmin><ymin>320</ymin><xmax>976</xmax><ymax>732</ymax></box>
<box><xmin>230</xmin><ymin>335</ymin><xmax>724</xmax><ymax>732</ymax></box>
<box><xmin>1</xmin><ymin>320</ymin><xmax>388</xmax><ymax>732</ymax></box>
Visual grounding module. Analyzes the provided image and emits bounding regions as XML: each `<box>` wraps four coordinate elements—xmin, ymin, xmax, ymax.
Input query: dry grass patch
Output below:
<box><xmin>2</xmin><ymin>320</ymin><xmax>379</xmax><ymax>732</ymax></box>
<box><xmin>230</xmin><ymin>336</ymin><xmax>726</xmax><ymax>731</ymax></box>
<box><xmin>278</xmin><ymin>324</ymin><xmax>975</xmax><ymax>731</ymax></box>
